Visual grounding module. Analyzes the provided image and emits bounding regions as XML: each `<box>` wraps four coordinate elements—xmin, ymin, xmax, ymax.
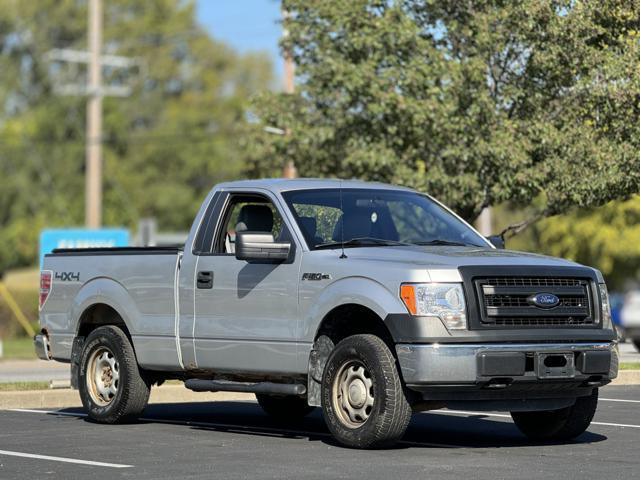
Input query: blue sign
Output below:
<box><xmin>39</xmin><ymin>228</ymin><xmax>129</xmax><ymax>267</ymax></box>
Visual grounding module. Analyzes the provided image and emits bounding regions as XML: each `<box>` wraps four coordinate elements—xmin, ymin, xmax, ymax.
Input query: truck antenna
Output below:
<box><xmin>339</xmin><ymin>179</ymin><xmax>347</xmax><ymax>259</ymax></box>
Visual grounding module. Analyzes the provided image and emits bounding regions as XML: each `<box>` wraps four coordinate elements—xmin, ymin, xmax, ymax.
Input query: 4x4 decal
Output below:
<box><xmin>55</xmin><ymin>271</ymin><xmax>80</xmax><ymax>282</ymax></box>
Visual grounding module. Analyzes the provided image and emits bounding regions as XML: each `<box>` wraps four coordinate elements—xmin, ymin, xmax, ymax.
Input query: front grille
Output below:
<box><xmin>485</xmin><ymin>295</ymin><xmax>587</xmax><ymax>308</ymax></box>
<box><xmin>493</xmin><ymin>317</ymin><xmax>593</xmax><ymax>327</ymax></box>
<box><xmin>475</xmin><ymin>276</ymin><xmax>595</xmax><ymax>328</ymax></box>
<box><xmin>482</xmin><ymin>277</ymin><xmax>584</xmax><ymax>287</ymax></box>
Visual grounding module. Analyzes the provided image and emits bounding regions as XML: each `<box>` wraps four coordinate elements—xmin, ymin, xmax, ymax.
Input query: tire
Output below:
<box><xmin>321</xmin><ymin>334</ymin><xmax>412</xmax><ymax>449</ymax></box>
<box><xmin>633</xmin><ymin>339</ymin><xmax>640</xmax><ymax>352</ymax></box>
<box><xmin>511</xmin><ymin>389</ymin><xmax>599</xmax><ymax>441</ymax></box>
<box><xmin>78</xmin><ymin>325</ymin><xmax>150</xmax><ymax>423</ymax></box>
<box><xmin>255</xmin><ymin>394</ymin><xmax>314</xmax><ymax>420</ymax></box>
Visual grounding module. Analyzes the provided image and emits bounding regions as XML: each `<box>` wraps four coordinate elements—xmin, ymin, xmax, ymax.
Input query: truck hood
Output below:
<box><xmin>309</xmin><ymin>245</ymin><xmax>603</xmax><ymax>284</ymax></box>
<box><xmin>340</xmin><ymin>245</ymin><xmax>582</xmax><ymax>269</ymax></box>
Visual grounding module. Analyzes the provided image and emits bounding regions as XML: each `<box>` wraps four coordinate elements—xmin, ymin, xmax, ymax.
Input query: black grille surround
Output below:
<box><xmin>458</xmin><ymin>266</ymin><xmax>602</xmax><ymax>330</ymax></box>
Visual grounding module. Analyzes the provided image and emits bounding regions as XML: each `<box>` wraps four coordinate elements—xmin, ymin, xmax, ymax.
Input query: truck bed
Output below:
<box><xmin>41</xmin><ymin>247</ymin><xmax>183</xmax><ymax>370</ymax></box>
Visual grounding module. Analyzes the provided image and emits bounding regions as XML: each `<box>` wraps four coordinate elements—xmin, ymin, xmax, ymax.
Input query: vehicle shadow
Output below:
<box><xmin>67</xmin><ymin>400</ymin><xmax>607</xmax><ymax>450</ymax></box>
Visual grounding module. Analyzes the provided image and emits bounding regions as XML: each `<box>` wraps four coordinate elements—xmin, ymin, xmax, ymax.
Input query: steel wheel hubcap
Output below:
<box><xmin>87</xmin><ymin>347</ymin><xmax>119</xmax><ymax>406</ymax></box>
<box><xmin>332</xmin><ymin>361</ymin><xmax>374</xmax><ymax>428</ymax></box>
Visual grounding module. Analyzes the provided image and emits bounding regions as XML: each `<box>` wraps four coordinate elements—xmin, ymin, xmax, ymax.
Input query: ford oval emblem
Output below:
<box><xmin>528</xmin><ymin>293</ymin><xmax>560</xmax><ymax>309</ymax></box>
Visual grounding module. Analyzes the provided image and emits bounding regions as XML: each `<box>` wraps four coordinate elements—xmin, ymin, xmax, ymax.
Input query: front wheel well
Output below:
<box><xmin>307</xmin><ymin>304</ymin><xmax>405</xmax><ymax>408</ymax></box>
<box><xmin>315</xmin><ymin>304</ymin><xmax>395</xmax><ymax>350</ymax></box>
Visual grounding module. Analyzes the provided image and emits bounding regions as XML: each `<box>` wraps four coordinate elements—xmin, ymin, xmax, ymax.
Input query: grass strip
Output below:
<box><xmin>619</xmin><ymin>362</ymin><xmax>640</xmax><ymax>371</ymax></box>
<box><xmin>0</xmin><ymin>338</ymin><xmax>36</xmax><ymax>360</ymax></box>
<box><xmin>0</xmin><ymin>382</ymin><xmax>49</xmax><ymax>391</ymax></box>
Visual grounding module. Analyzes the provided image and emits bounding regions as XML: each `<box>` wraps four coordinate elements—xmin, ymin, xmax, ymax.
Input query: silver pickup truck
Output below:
<box><xmin>36</xmin><ymin>179</ymin><xmax>618</xmax><ymax>448</ymax></box>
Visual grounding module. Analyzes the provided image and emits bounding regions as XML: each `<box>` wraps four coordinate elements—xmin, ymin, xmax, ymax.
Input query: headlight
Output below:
<box><xmin>599</xmin><ymin>284</ymin><xmax>611</xmax><ymax>327</ymax></box>
<box><xmin>400</xmin><ymin>283</ymin><xmax>467</xmax><ymax>330</ymax></box>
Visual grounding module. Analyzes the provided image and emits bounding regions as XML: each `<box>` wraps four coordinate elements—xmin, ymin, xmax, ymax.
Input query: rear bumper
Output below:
<box><xmin>396</xmin><ymin>341</ymin><xmax>618</xmax><ymax>391</ymax></box>
<box><xmin>33</xmin><ymin>333</ymin><xmax>51</xmax><ymax>361</ymax></box>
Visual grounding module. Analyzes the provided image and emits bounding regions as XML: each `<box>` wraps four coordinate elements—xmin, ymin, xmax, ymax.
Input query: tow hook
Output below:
<box><xmin>484</xmin><ymin>378</ymin><xmax>513</xmax><ymax>389</ymax></box>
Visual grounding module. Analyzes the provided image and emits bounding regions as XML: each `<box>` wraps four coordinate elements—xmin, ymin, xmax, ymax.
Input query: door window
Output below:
<box><xmin>216</xmin><ymin>195</ymin><xmax>287</xmax><ymax>254</ymax></box>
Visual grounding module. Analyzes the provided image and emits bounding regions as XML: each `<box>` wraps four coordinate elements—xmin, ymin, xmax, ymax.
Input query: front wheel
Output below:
<box><xmin>79</xmin><ymin>325</ymin><xmax>150</xmax><ymax>423</ymax></box>
<box><xmin>321</xmin><ymin>334</ymin><xmax>412</xmax><ymax>449</ymax></box>
<box><xmin>511</xmin><ymin>389</ymin><xmax>599</xmax><ymax>441</ymax></box>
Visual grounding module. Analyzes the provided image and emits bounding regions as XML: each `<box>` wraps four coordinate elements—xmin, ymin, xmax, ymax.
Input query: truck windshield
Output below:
<box><xmin>282</xmin><ymin>188</ymin><xmax>488</xmax><ymax>249</ymax></box>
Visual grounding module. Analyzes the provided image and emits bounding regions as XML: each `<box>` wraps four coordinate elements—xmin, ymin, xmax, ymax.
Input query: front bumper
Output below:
<box><xmin>396</xmin><ymin>341</ymin><xmax>618</xmax><ymax>388</ymax></box>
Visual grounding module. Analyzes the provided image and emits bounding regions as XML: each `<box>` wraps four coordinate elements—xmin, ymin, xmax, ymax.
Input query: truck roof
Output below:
<box><xmin>214</xmin><ymin>178</ymin><xmax>416</xmax><ymax>194</ymax></box>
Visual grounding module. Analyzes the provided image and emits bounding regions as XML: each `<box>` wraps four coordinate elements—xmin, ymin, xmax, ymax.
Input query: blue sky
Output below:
<box><xmin>196</xmin><ymin>0</ymin><xmax>283</xmax><ymax>83</ymax></box>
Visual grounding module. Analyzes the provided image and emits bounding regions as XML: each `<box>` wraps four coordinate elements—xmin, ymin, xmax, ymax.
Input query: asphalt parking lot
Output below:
<box><xmin>0</xmin><ymin>386</ymin><xmax>638</xmax><ymax>480</ymax></box>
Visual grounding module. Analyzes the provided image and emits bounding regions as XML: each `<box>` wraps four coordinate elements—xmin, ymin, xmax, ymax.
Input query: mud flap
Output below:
<box><xmin>69</xmin><ymin>336</ymin><xmax>85</xmax><ymax>390</ymax></box>
<box><xmin>307</xmin><ymin>335</ymin><xmax>334</xmax><ymax>407</ymax></box>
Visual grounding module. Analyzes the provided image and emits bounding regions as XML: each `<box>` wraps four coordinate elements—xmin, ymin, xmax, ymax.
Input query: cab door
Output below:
<box><xmin>192</xmin><ymin>190</ymin><xmax>303</xmax><ymax>374</ymax></box>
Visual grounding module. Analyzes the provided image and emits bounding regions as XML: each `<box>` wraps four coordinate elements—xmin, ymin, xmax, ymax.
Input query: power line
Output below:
<box><xmin>0</xmin><ymin>130</ymin><xmax>253</xmax><ymax>149</ymax></box>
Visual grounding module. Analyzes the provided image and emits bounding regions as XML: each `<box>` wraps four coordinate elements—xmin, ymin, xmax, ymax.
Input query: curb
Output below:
<box><xmin>611</xmin><ymin>369</ymin><xmax>640</xmax><ymax>386</ymax></box>
<box><xmin>0</xmin><ymin>385</ymin><xmax>254</xmax><ymax>410</ymax></box>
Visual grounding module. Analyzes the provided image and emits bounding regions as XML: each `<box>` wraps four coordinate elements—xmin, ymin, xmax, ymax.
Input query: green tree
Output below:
<box><xmin>0</xmin><ymin>0</ymin><xmax>272</xmax><ymax>272</ymax></box>
<box><xmin>508</xmin><ymin>196</ymin><xmax>640</xmax><ymax>290</ymax></box>
<box><xmin>246</xmin><ymin>0</ymin><xmax>640</xmax><ymax>225</ymax></box>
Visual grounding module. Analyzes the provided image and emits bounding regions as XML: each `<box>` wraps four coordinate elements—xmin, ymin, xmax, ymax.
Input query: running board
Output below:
<box><xmin>184</xmin><ymin>379</ymin><xmax>306</xmax><ymax>396</ymax></box>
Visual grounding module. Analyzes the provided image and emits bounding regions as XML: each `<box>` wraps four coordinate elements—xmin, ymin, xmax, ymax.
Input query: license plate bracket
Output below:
<box><xmin>536</xmin><ymin>353</ymin><xmax>575</xmax><ymax>379</ymax></box>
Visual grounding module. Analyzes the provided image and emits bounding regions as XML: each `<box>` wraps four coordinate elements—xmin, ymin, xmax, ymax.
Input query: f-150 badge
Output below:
<box><xmin>302</xmin><ymin>273</ymin><xmax>331</xmax><ymax>281</ymax></box>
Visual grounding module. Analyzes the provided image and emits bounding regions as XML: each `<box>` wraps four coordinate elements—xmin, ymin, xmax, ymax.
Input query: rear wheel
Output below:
<box><xmin>633</xmin><ymin>339</ymin><xmax>640</xmax><ymax>352</ymax></box>
<box><xmin>79</xmin><ymin>325</ymin><xmax>150</xmax><ymax>423</ymax></box>
<box><xmin>511</xmin><ymin>389</ymin><xmax>599</xmax><ymax>441</ymax></box>
<box><xmin>255</xmin><ymin>394</ymin><xmax>314</xmax><ymax>420</ymax></box>
<box><xmin>321</xmin><ymin>334</ymin><xmax>412</xmax><ymax>449</ymax></box>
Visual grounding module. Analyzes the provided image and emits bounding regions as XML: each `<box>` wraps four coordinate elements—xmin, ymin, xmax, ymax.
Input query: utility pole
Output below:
<box><xmin>86</xmin><ymin>0</ymin><xmax>103</xmax><ymax>228</ymax></box>
<box><xmin>45</xmin><ymin>0</ymin><xmax>137</xmax><ymax>228</ymax></box>
<box><xmin>281</xmin><ymin>7</ymin><xmax>297</xmax><ymax>179</ymax></box>
<box><xmin>282</xmin><ymin>15</ymin><xmax>295</xmax><ymax>96</ymax></box>
<box><xmin>477</xmin><ymin>207</ymin><xmax>493</xmax><ymax>237</ymax></box>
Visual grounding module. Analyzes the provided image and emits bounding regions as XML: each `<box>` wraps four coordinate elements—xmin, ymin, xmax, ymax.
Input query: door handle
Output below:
<box><xmin>197</xmin><ymin>271</ymin><xmax>213</xmax><ymax>289</ymax></box>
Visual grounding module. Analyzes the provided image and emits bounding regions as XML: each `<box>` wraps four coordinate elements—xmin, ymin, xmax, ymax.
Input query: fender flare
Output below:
<box><xmin>70</xmin><ymin>277</ymin><xmax>139</xmax><ymax>338</ymax></box>
<box><xmin>304</xmin><ymin>276</ymin><xmax>406</xmax><ymax>342</ymax></box>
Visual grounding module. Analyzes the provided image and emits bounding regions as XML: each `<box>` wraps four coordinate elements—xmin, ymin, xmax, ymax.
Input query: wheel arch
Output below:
<box><xmin>306</xmin><ymin>276</ymin><xmax>406</xmax><ymax>345</ymax></box>
<box><xmin>306</xmin><ymin>301</ymin><xmax>404</xmax><ymax>408</ymax></box>
<box><xmin>76</xmin><ymin>303</ymin><xmax>132</xmax><ymax>341</ymax></box>
<box><xmin>315</xmin><ymin>303</ymin><xmax>395</xmax><ymax>349</ymax></box>
<box><xmin>70</xmin><ymin>278</ymin><xmax>139</xmax><ymax>348</ymax></box>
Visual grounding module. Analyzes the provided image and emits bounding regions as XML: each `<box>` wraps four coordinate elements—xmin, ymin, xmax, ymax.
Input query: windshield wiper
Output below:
<box><xmin>413</xmin><ymin>239</ymin><xmax>470</xmax><ymax>247</ymax></box>
<box><xmin>315</xmin><ymin>237</ymin><xmax>412</xmax><ymax>250</ymax></box>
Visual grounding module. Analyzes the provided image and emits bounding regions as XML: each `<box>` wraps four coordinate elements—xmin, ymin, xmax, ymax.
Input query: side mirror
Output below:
<box><xmin>486</xmin><ymin>235</ymin><xmax>505</xmax><ymax>249</ymax></box>
<box><xmin>235</xmin><ymin>231</ymin><xmax>291</xmax><ymax>262</ymax></box>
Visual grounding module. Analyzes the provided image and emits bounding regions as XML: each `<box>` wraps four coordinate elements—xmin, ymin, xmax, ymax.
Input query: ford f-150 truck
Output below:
<box><xmin>36</xmin><ymin>179</ymin><xmax>618</xmax><ymax>448</ymax></box>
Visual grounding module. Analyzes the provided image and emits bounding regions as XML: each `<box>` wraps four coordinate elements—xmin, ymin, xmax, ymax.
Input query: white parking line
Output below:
<box><xmin>0</xmin><ymin>449</ymin><xmax>132</xmax><ymax>468</ymax></box>
<box><xmin>600</xmin><ymin>398</ymin><xmax>640</xmax><ymax>404</ymax></box>
<box><xmin>440</xmin><ymin>409</ymin><xmax>511</xmax><ymax>418</ymax></box>
<box><xmin>10</xmin><ymin>408</ymin><xmax>88</xmax><ymax>417</ymax></box>
<box><xmin>436</xmin><ymin>409</ymin><xmax>640</xmax><ymax>429</ymax></box>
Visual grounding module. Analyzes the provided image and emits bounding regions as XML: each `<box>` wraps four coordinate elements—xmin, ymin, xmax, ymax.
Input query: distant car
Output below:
<box><xmin>620</xmin><ymin>291</ymin><xmax>640</xmax><ymax>351</ymax></box>
<box><xmin>610</xmin><ymin>293</ymin><xmax>626</xmax><ymax>342</ymax></box>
